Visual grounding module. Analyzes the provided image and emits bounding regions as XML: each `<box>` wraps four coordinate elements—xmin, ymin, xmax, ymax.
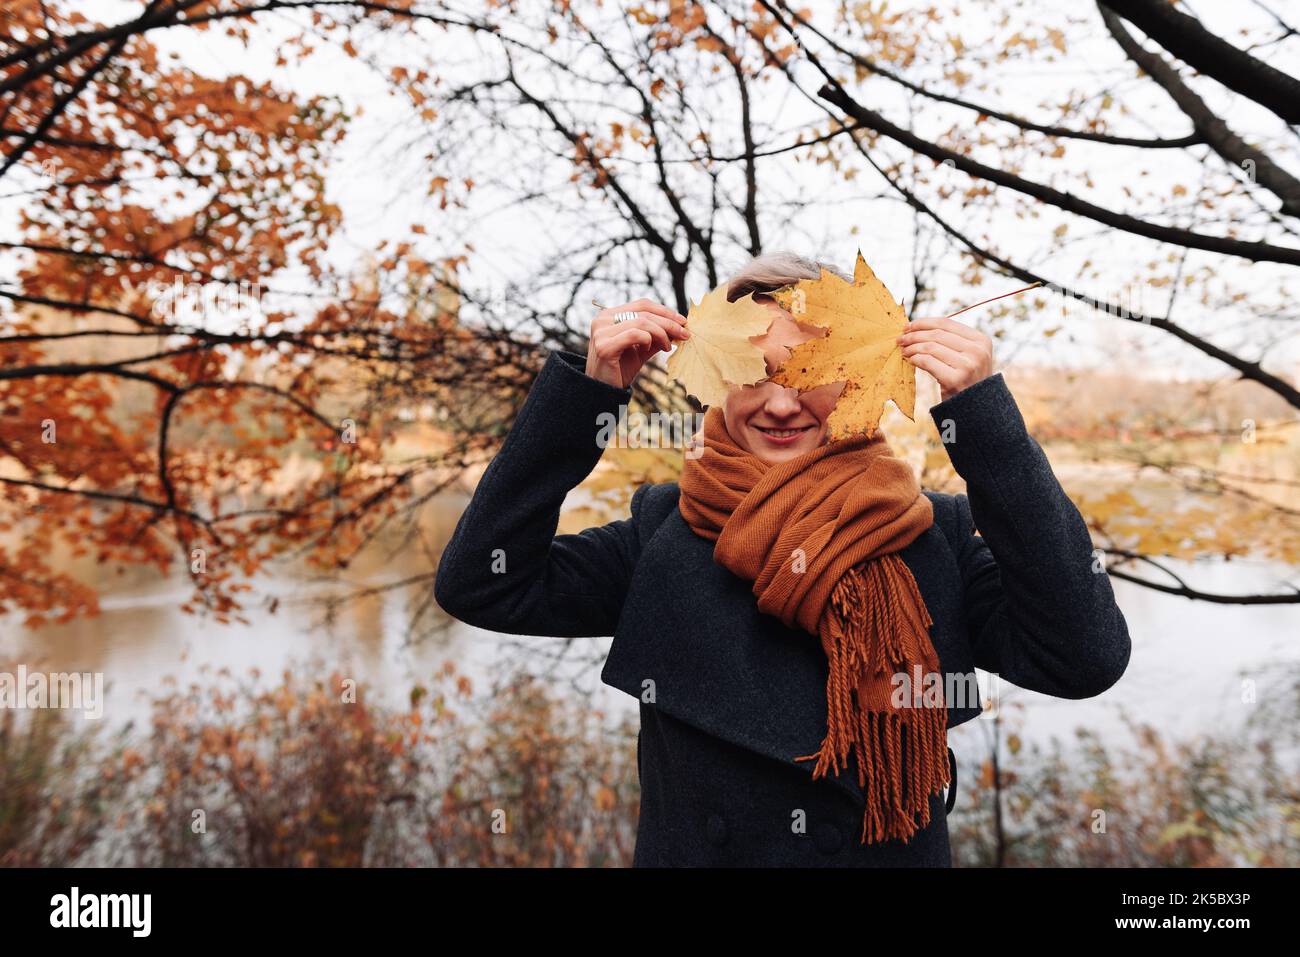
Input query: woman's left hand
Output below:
<box><xmin>896</xmin><ymin>315</ymin><xmax>994</xmax><ymax>403</ymax></box>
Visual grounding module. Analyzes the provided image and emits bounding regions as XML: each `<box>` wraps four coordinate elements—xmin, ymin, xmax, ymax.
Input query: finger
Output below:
<box><xmin>903</xmin><ymin>314</ymin><xmax>983</xmax><ymax>342</ymax></box>
<box><xmin>596</xmin><ymin>326</ymin><xmax>655</xmax><ymax>360</ymax></box>
<box><xmin>901</xmin><ymin>337</ymin><xmax>973</xmax><ymax>371</ymax></box>
<box><xmin>595</xmin><ymin>318</ymin><xmax>666</xmax><ymax>354</ymax></box>
<box><xmin>600</xmin><ymin>309</ymin><xmax>685</xmax><ymax>345</ymax></box>
<box><xmin>624</xmin><ymin>298</ymin><xmax>688</xmax><ymax>326</ymax></box>
<box><xmin>904</xmin><ymin>351</ymin><xmax>962</xmax><ymax>392</ymax></box>
<box><xmin>636</xmin><ymin>309</ymin><xmax>690</xmax><ymax>340</ymax></box>
<box><xmin>902</xmin><ymin>314</ymin><xmax>986</xmax><ymax>343</ymax></box>
<box><xmin>618</xmin><ymin>314</ymin><xmax>673</xmax><ymax>352</ymax></box>
<box><xmin>896</xmin><ymin>327</ymin><xmax>980</xmax><ymax>356</ymax></box>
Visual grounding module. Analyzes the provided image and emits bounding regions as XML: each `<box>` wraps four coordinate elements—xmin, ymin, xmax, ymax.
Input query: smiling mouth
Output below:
<box><xmin>753</xmin><ymin>425</ymin><xmax>814</xmax><ymax>439</ymax></box>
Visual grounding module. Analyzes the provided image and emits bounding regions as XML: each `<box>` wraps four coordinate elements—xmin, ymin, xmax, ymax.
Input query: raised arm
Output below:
<box><xmin>434</xmin><ymin>298</ymin><xmax>689</xmax><ymax>637</ymax></box>
<box><xmin>434</xmin><ymin>350</ymin><xmax>641</xmax><ymax>636</ymax></box>
<box><xmin>928</xmin><ymin>372</ymin><xmax>1132</xmax><ymax>699</ymax></box>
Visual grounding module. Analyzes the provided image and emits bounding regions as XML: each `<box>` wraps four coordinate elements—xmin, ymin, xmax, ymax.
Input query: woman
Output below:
<box><xmin>434</xmin><ymin>251</ymin><xmax>1131</xmax><ymax>867</ymax></box>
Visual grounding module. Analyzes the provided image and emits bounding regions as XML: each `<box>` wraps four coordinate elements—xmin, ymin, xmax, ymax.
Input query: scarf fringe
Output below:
<box><xmin>793</xmin><ymin>555</ymin><xmax>951</xmax><ymax>845</ymax></box>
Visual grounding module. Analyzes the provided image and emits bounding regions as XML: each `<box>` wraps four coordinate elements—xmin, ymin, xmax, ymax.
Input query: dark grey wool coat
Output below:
<box><xmin>434</xmin><ymin>349</ymin><xmax>1132</xmax><ymax>867</ymax></box>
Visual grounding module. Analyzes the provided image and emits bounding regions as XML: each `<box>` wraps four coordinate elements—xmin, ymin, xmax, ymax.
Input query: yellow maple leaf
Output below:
<box><xmin>770</xmin><ymin>250</ymin><xmax>916</xmax><ymax>439</ymax></box>
<box><xmin>666</xmin><ymin>281</ymin><xmax>772</xmax><ymax>407</ymax></box>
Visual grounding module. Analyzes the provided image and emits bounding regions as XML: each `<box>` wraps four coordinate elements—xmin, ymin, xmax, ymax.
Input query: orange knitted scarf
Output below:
<box><xmin>678</xmin><ymin>405</ymin><xmax>950</xmax><ymax>845</ymax></box>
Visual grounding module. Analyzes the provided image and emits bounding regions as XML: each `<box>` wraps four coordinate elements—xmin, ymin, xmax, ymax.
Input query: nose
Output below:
<box><xmin>762</xmin><ymin>384</ymin><xmax>803</xmax><ymax>418</ymax></box>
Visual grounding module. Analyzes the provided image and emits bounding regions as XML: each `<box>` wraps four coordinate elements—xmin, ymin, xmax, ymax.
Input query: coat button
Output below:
<box><xmin>705</xmin><ymin>813</ymin><xmax>729</xmax><ymax>847</ymax></box>
<box><xmin>813</xmin><ymin>822</ymin><xmax>844</xmax><ymax>855</ymax></box>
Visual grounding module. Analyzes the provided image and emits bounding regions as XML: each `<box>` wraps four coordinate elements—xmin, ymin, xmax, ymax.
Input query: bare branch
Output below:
<box><xmin>1099</xmin><ymin>0</ymin><xmax>1300</xmax><ymax>124</ymax></box>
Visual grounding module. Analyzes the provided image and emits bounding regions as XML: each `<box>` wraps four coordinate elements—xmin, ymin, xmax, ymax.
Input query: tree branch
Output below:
<box><xmin>1098</xmin><ymin>0</ymin><xmax>1300</xmax><ymax>124</ymax></box>
<box><xmin>815</xmin><ymin>81</ymin><xmax>1300</xmax><ymax>265</ymax></box>
<box><xmin>1099</xmin><ymin>4</ymin><xmax>1300</xmax><ymax>218</ymax></box>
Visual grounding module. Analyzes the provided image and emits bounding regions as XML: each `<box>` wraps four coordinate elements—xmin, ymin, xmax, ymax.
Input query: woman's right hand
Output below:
<box><xmin>586</xmin><ymin>298</ymin><xmax>690</xmax><ymax>389</ymax></box>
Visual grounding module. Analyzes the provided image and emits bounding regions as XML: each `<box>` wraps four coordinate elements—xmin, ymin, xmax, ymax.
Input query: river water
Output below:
<box><xmin>2</xmin><ymin>492</ymin><xmax>1296</xmax><ymax>757</ymax></box>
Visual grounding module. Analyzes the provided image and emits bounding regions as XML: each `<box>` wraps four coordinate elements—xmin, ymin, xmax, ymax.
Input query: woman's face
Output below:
<box><xmin>721</xmin><ymin>296</ymin><xmax>846</xmax><ymax>465</ymax></box>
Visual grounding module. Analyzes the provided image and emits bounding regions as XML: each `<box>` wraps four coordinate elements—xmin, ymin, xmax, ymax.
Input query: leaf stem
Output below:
<box><xmin>942</xmin><ymin>281</ymin><xmax>1044</xmax><ymax>320</ymax></box>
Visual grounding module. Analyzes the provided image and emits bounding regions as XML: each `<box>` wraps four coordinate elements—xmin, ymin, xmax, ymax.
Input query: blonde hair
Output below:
<box><xmin>725</xmin><ymin>250</ymin><xmax>851</xmax><ymax>302</ymax></box>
